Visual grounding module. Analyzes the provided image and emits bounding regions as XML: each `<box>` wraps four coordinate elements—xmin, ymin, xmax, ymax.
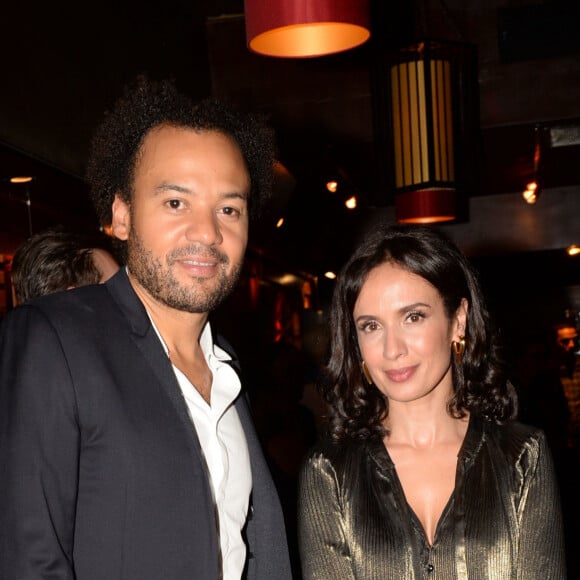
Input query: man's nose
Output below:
<box><xmin>185</xmin><ymin>209</ymin><xmax>222</xmax><ymax>245</ymax></box>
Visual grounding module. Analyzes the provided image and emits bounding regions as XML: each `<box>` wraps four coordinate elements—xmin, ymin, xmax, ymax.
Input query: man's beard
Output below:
<box><xmin>126</xmin><ymin>230</ymin><xmax>243</xmax><ymax>314</ymax></box>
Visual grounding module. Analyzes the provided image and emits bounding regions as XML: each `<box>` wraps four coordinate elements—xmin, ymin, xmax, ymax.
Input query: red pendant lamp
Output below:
<box><xmin>244</xmin><ymin>0</ymin><xmax>371</xmax><ymax>58</ymax></box>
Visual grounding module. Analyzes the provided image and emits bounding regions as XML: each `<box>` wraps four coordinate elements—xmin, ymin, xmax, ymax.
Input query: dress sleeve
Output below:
<box><xmin>0</xmin><ymin>306</ymin><xmax>79</xmax><ymax>579</ymax></box>
<box><xmin>298</xmin><ymin>447</ymin><xmax>355</xmax><ymax>579</ymax></box>
<box><xmin>516</xmin><ymin>429</ymin><xmax>567</xmax><ymax>579</ymax></box>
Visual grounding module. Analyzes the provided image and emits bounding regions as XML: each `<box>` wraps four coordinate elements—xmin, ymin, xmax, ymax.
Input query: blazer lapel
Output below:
<box><xmin>105</xmin><ymin>269</ymin><xmax>205</xmax><ymax>458</ymax></box>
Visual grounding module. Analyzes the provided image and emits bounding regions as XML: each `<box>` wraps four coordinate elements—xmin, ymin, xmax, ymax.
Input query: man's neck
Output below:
<box><xmin>127</xmin><ymin>271</ymin><xmax>209</xmax><ymax>356</ymax></box>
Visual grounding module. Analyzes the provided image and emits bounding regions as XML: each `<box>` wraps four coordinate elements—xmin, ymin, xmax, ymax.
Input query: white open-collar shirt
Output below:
<box><xmin>150</xmin><ymin>317</ymin><xmax>252</xmax><ymax>579</ymax></box>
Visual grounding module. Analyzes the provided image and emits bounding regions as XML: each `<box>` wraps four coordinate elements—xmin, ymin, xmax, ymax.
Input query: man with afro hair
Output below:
<box><xmin>0</xmin><ymin>75</ymin><xmax>292</xmax><ymax>580</ymax></box>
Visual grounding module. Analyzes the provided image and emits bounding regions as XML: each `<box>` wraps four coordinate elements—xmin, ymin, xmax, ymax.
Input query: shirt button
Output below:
<box><xmin>427</xmin><ymin>564</ymin><xmax>434</xmax><ymax>573</ymax></box>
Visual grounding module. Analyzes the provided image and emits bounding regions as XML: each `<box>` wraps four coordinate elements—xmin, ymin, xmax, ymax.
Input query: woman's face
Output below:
<box><xmin>353</xmin><ymin>261</ymin><xmax>466</xmax><ymax>406</ymax></box>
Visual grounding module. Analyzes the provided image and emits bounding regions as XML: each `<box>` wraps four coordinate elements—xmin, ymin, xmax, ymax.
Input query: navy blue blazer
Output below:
<box><xmin>0</xmin><ymin>269</ymin><xmax>292</xmax><ymax>579</ymax></box>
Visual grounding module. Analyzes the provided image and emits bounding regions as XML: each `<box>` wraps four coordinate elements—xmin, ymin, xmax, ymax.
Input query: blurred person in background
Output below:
<box><xmin>10</xmin><ymin>224</ymin><xmax>119</xmax><ymax>305</ymax></box>
<box><xmin>555</xmin><ymin>321</ymin><xmax>579</xmax><ymax>379</ymax></box>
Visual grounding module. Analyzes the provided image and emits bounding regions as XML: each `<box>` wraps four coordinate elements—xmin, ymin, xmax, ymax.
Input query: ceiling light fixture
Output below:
<box><xmin>7</xmin><ymin>175</ymin><xmax>35</xmax><ymax>235</ymax></box>
<box><xmin>244</xmin><ymin>0</ymin><xmax>371</xmax><ymax>58</ymax></box>
<box><xmin>380</xmin><ymin>41</ymin><xmax>476</xmax><ymax>223</ymax></box>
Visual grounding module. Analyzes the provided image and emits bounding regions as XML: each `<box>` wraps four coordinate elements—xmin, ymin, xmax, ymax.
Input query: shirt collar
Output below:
<box><xmin>200</xmin><ymin>322</ymin><xmax>232</xmax><ymax>363</ymax></box>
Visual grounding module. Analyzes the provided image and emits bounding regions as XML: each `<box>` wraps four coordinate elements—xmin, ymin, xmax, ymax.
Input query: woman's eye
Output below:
<box><xmin>360</xmin><ymin>320</ymin><xmax>379</xmax><ymax>332</ymax></box>
<box><xmin>406</xmin><ymin>311</ymin><xmax>425</xmax><ymax>323</ymax></box>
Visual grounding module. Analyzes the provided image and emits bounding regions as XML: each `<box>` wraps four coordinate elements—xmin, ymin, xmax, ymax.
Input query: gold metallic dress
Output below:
<box><xmin>298</xmin><ymin>417</ymin><xmax>566</xmax><ymax>579</ymax></box>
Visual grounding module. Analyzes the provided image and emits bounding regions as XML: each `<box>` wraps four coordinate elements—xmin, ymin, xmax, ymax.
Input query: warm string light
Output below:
<box><xmin>326</xmin><ymin>180</ymin><xmax>338</xmax><ymax>193</ymax></box>
<box><xmin>522</xmin><ymin>181</ymin><xmax>538</xmax><ymax>204</ymax></box>
<box><xmin>345</xmin><ymin>196</ymin><xmax>357</xmax><ymax>209</ymax></box>
<box><xmin>326</xmin><ymin>177</ymin><xmax>358</xmax><ymax>209</ymax></box>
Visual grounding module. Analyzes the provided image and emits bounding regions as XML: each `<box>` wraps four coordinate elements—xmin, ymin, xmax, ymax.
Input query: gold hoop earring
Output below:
<box><xmin>361</xmin><ymin>360</ymin><xmax>373</xmax><ymax>385</ymax></box>
<box><xmin>452</xmin><ymin>337</ymin><xmax>466</xmax><ymax>364</ymax></box>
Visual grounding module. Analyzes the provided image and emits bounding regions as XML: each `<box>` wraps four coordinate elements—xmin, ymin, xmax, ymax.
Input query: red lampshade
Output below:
<box><xmin>244</xmin><ymin>0</ymin><xmax>371</xmax><ymax>58</ymax></box>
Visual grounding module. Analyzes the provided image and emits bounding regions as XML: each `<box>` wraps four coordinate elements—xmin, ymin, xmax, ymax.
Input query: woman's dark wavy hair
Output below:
<box><xmin>85</xmin><ymin>74</ymin><xmax>276</xmax><ymax>231</ymax></box>
<box><xmin>323</xmin><ymin>223</ymin><xmax>517</xmax><ymax>442</ymax></box>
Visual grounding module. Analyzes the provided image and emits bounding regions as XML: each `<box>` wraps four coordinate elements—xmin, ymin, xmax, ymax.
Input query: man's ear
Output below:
<box><xmin>111</xmin><ymin>194</ymin><xmax>130</xmax><ymax>241</ymax></box>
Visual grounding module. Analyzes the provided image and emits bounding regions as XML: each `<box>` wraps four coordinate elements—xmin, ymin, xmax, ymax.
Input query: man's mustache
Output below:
<box><xmin>168</xmin><ymin>245</ymin><xmax>228</xmax><ymax>265</ymax></box>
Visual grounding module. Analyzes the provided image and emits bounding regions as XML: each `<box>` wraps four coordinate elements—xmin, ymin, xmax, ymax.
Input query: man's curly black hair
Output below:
<box><xmin>85</xmin><ymin>74</ymin><xmax>276</xmax><ymax>229</ymax></box>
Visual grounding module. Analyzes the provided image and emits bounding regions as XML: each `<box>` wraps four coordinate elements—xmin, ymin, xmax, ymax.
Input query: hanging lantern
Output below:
<box><xmin>244</xmin><ymin>0</ymin><xmax>371</xmax><ymax>58</ymax></box>
<box><xmin>377</xmin><ymin>40</ymin><xmax>478</xmax><ymax>223</ymax></box>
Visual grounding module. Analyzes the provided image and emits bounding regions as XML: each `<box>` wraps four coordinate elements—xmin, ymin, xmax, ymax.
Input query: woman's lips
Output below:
<box><xmin>385</xmin><ymin>365</ymin><xmax>417</xmax><ymax>383</ymax></box>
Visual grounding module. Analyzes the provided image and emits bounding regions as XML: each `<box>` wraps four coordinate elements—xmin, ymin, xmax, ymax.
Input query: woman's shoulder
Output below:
<box><xmin>481</xmin><ymin>418</ymin><xmax>549</xmax><ymax>456</ymax></box>
<box><xmin>485</xmin><ymin>418</ymin><xmax>544</xmax><ymax>438</ymax></box>
<box><xmin>307</xmin><ymin>434</ymin><xmax>367</xmax><ymax>455</ymax></box>
<box><xmin>303</xmin><ymin>435</ymin><xmax>383</xmax><ymax>475</ymax></box>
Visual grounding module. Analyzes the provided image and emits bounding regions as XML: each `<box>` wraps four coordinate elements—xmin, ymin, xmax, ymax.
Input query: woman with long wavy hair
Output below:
<box><xmin>298</xmin><ymin>223</ymin><xmax>565</xmax><ymax>579</ymax></box>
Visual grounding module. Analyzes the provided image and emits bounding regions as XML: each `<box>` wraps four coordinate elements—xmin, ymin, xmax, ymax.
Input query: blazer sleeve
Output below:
<box><xmin>0</xmin><ymin>305</ymin><xmax>79</xmax><ymax>578</ymax></box>
<box><xmin>297</xmin><ymin>448</ymin><xmax>355</xmax><ymax>579</ymax></box>
<box><xmin>515</xmin><ymin>430</ymin><xmax>567</xmax><ymax>579</ymax></box>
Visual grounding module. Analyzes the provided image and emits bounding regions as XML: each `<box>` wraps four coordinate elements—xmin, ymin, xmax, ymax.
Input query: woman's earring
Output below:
<box><xmin>451</xmin><ymin>336</ymin><xmax>466</xmax><ymax>364</ymax></box>
<box><xmin>361</xmin><ymin>360</ymin><xmax>373</xmax><ymax>385</ymax></box>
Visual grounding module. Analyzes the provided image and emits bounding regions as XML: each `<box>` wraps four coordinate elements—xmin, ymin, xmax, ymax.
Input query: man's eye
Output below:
<box><xmin>166</xmin><ymin>199</ymin><xmax>182</xmax><ymax>210</ymax></box>
<box><xmin>221</xmin><ymin>206</ymin><xmax>240</xmax><ymax>216</ymax></box>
